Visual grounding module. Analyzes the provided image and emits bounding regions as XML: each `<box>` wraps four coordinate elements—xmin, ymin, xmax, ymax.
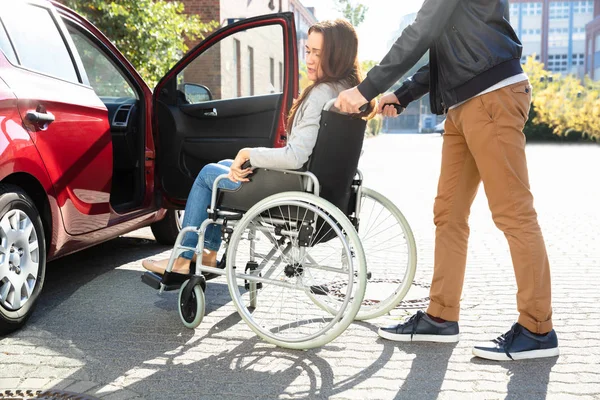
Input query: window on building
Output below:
<box><xmin>574</xmin><ymin>1</ymin><xmax>594</xmax><ymax>14</ymax></box>
<box><xmin>0</xmin><ymin>3</ymin><xmax>78</xmax><ymax>82</ymax></box>
<box><xmin>270</xmin><ymin>57</ymin><xmax>275</xmax><ymax>91</ymax></box>
<box><xmin>549</xmin><ymin>2</ymin><xmax>570</xmax><ymax>19</ymax></box>
<box><xmin>520</xmin><ymin>2</ymin><xmax>543</xmax><ymax>16</ymax></box>
<box><xmin>234</xmin><ymin>39</ymin><xmax>241</xmax><ymax>97</ymax></box>
<box><xmin>595</xmin><ymin>34</ymin><xmax>600</xmax><ymax>78</ymax></box>
<box><xmin>279</xmin><ymin>61</ymin><xmax>283</xmax><ymax>91</ymax></box>
<box><xmin>247</xmin><ymin>46</ymin><xmax>254</xmax><ymax>96</ymax></box>
<box><xmin>176</xmin><ymin>24</ymin><xmax>284</xmax><ymax>104</ymax></box>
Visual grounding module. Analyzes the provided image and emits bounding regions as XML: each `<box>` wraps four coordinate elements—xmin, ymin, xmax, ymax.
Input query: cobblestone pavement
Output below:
<box><xmin>1</xmin><ymin>135</ymin><xmax>599</xmax><ymax>400</ymax></box>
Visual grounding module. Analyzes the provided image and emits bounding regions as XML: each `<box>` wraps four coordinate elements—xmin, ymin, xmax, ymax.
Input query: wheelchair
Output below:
<box><xmin>142</xmin><ymin>100</ymin><xmax>417</xmax><ymax>349</ymax></box>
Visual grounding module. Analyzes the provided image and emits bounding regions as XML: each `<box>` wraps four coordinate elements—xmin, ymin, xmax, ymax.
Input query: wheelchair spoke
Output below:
<box><xmin>226</xmin><ymin>193</ymin><xmax>366</xmax><ymax>348</ymax></box>
<box><xmin>350</xmin><ymin>188</ymin><xmax>417</xmax><ymax>320</ymax></box>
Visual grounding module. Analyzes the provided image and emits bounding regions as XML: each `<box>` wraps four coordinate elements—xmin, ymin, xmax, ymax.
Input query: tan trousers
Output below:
<box><xmin>426</xmin><ymin>80</ymin><xmax>553</xmax><ymax>334</ymax></box>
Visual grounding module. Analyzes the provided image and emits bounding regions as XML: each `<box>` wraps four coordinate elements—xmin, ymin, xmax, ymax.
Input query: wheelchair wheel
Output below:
<box><xmin>178</xmin><ymin>280</ymin><xmax>205</xmax><ymax>329</ymax></box>
<box><xmin>226</xmin><ymin>192</ymin><xmax>367</xmax><ymax>349</ymax></box>
<box><xmin>353</xmin><ymin>188</ymin><xmax>417</xmax><ymax>320</ymax></box>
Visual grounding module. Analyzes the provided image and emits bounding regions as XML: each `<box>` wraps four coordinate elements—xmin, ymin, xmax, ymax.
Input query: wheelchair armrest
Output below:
<box><xmin>241</xmin><ymin>160</ymin><xmax>252</xmax><ymax>169</ymax></box>
<box><xmin>217</xmin><ymin>168</ymin><xmax>305</xmax><ymax>213</ymax></box>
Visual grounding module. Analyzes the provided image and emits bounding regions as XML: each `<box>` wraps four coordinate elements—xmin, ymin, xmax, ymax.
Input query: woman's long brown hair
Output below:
<box><xmin>286</xmin><ymin>19</ymin><xmax>375</xmax><ymax>133</ymax></box>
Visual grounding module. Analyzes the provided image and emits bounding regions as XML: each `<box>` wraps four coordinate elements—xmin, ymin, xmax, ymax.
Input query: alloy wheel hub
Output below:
<box><xmin>8</xmin><ymin>244</ymin><xmax>25</xmax><ymax>274</ymax></box>
<box><xmin>0</xmin><ymin>210</ymin><xmax>40</xmax><ymax>311</ymax></box>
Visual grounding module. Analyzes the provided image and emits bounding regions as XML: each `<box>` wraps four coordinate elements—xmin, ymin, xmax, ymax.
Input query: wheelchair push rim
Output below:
<box><xmin>225</xmin><ymin>192</ymin><xmax>367</xmax><ymax>349</ymax></box>
<box><xmin>353</xmin><ymin>187</ymin><xmax>417</xmax><ymax>320</ymax></box>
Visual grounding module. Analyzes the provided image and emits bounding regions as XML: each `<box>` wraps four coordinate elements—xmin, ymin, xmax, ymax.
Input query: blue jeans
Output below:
<box><xmin>180</xmin><ymin>159</ymin><xmax>241</xmax><ymax>259</ymax></box>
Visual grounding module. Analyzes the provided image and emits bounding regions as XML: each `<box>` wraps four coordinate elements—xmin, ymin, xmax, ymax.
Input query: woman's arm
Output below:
<box><xmin>245</xmin><ymin>84</ymin><xmax>338</xmax><ymax>170</ymax></box>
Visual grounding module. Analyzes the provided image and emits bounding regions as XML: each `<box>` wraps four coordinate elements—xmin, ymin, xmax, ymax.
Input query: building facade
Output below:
<box><xmin>585</xmin><ymin>0</ymin><xmax>600</xmax><ymax>79</ymax></box>
<box><xmin>508</xmin><ymin>0</ymin><xmax>596</xmax><ymax>78</ymax></box>
<box><xmin>289</xmin><ymin>0</ymin><xmax>318</xmax><ymax>64</ymax></box>
<box><xmin>177</xmin><ymin>0</ymin><xmax>315</xmax><ymax>100</ymax></box>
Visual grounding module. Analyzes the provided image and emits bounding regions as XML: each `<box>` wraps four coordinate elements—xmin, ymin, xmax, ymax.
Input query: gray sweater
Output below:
<box><xmin>249</xmin><ymin>82</ymin><xmax>349</xmax><ymax>170</ymax></box>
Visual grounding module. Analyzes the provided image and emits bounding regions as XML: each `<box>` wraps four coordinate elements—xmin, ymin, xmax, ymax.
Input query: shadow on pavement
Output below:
<box><xmin>393</xmin><ymin>342</ymin><xmax>458</xmax><ymax>400</ymax></box>
<box><xmin>6</xmin><ymin>234</ymin><xmax>398</xmax><ymax>399</ymax></box>
<box><xmin>34</xmin><ymin>235</ymin><xmax>170</xmax><ymax>319</ymax></box>
<box><xmin>471</xmin><ymin>356</ymin><xmax>558</xmax><ymax>400</ymax></box>
<box><xmin>112</xmin><ymin>318</ymin><xmax>398</xmax><ymax>399</ymax></box>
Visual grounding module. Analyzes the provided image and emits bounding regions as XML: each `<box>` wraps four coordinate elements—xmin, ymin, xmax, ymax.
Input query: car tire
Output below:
<box><xmin>150</xmin><ymin>209</ymin><xmax>182</xmax><ymax>245</ymax></box>
<box><xmin>0</xmin><ymin>184</ymin><xmax>46</xmax><ymax>335</ymax></box>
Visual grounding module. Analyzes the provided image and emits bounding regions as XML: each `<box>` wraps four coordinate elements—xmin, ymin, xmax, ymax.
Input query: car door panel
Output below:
<box><xmin>0</xmin><ymin>1</ymin><xmax>115</xmax><ymax>235</ymax></box>
<box><xmin>179</xmin><ymin>93</ymin><xmax>281</xmax><ymax>122</ymax></box>
<box><xmin>7</xmin><ymin>68</ymin><xmax>113</xmax><ymax>235</ymax></box>
<box><xmin>154</xmin><ymin>13</ymin><xmax>298</xmax><ymax>206</ymax></box>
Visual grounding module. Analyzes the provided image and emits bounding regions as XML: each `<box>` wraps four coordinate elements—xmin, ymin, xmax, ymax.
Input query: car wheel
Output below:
<box><xmin>0</xmin><ymin>184</ymin><xmax>46</xmax><ymax>335</ymax></box>
<box><xmin>150</xmin><ymin>209</ymin><xmax>183</xmax><ymax>245</ymax></box>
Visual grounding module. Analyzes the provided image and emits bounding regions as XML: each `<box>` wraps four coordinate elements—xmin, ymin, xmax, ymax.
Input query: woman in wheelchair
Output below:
<box><xmin>142</xmin><ymin>19</ymin><xmax>374</xmax><ymax>277</ymax></box>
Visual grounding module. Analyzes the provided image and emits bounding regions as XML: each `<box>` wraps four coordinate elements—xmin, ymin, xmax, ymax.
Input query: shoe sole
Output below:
<box><xmin>472</xmin><ymin>347</ymin><xmax>559</xmax><ymax>361</ymax></box>
<box><xmin>377</xmin><ymin>328</ymin><xmax>460</xmax><ymax>343</ymax></box>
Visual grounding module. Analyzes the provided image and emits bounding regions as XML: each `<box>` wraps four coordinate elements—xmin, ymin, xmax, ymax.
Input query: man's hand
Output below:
<box><xmin>335</xmin><ymin>87</ymin><xmax>368</xmax><ymax>114</ymax></box>
<box><xmin>377</xmin><ymin>92</ymin><xmax>405</xmax><ymax>118</ymax></box>
<box><xmin>228</xmin><ymin>149</ymin><xmax>253</xmax><ymax>183</ymax></box>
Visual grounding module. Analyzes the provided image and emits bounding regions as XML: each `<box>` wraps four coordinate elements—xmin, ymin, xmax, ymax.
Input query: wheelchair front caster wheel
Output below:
<box><xmin>178</xmin><ymin>279</ymin><xmax>205</xmax><ymax>329</ymax></box>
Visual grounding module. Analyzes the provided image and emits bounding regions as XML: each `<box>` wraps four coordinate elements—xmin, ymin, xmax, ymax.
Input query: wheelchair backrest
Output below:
<box><xmin>306</xmin><ymin>109</ymin><xmax>367</xmax><ymax>214</ymax></box>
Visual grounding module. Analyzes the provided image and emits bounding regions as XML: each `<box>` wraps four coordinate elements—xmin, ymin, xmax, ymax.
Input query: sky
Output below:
<box><xmin>300</xmin><ymin>0</ymin><xmax>425</xmax><ymax>61</ymax></box>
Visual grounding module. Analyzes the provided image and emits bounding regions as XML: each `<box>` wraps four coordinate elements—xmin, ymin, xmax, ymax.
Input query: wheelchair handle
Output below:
<box><xmin>359</xmin><ymin>103</ymin><xmax>403</xmax><ymax>114</ymax></box>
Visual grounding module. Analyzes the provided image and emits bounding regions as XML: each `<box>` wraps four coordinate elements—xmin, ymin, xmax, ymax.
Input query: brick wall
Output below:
<box><xmin>178</xmin><ymin>0</ymin><xmax>221</xmax><ymax>48</ymax></box>
<box><xmin>180</xmin><ymin>0</ymin><xmax>287</xmax><ymax>101</ymax></box>
<box><xmin>178</xmin><ymin>0</ymin><xmax>222</xmax><ymax>98</ymax></box>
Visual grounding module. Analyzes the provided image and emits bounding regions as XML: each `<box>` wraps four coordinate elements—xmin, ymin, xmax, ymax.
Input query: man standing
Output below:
<box><xmin>335</xmin><ymin>0</ymin><xmax>558</xmax><ymax>361</ymax></box>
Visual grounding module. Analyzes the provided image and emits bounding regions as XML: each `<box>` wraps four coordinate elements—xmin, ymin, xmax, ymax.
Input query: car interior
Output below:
<box><xmin>66</xmin><ymin>23</ymin><xmax>146</xmax><ymax>213</ymax></box>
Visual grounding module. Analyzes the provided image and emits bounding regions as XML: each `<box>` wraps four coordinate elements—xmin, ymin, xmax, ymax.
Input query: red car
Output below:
<box><xmin>0</xmin><ymin>0</ymin><xmax>297</xmax><ymax>333</ymax></box>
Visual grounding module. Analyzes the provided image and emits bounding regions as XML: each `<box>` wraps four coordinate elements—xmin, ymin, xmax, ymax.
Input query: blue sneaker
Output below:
<box><xmin>378</xmin><ymin>310</ymin><xmax>460</xmax><ymax>342</ymax></box>
<box><xmin>473</xmin><ymin>323</ymin><xmax>559</xmax><ymax>361</ymax></box>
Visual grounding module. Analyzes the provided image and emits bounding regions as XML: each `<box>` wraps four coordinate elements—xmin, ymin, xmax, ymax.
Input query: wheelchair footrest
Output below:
<box><xmin>141</xmin><ymin>271</ymin><xmax>187</xmax><ymax>292</ymax></box>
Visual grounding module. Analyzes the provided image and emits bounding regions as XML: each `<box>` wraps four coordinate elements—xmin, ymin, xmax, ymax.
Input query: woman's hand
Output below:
<box><xmin>228</xmin><ymin>148</ymin><xmax>253</xmax><ymax>183</ymax></box>
<box><xmin>377</xmin><ymin>93</ymin><xmax>404</xmax><ymax>118</ymax></box>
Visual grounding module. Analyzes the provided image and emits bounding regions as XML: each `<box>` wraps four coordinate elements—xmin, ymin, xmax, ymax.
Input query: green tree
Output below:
<box><xmin>361</xmin><ymin>59</ymin><xmax>377</xmax><ymax>74</ymax></box>
<box><xmin>523</xmin><ymin>56</ymin><xmax>600</xmax><ymax>142</ymax></box>
<box><xmin>334</xmin><ymin>0</ymin><xmax>368</xmax><ymax>27</ymax></box>
<box><xmin>64</xmin><ymin>0</ymin><xmax>218</xmax><ymax>87</ymax></box>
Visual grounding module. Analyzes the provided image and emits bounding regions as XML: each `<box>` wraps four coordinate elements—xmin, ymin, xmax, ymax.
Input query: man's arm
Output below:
<box><xmin>357</xmin><ymin>0</ymin><xmax>461</xmax><ymax>102</ymax></box>
<box><xmin>394</xmin><ymin>62</ymin><xmax>430</xmax><ymax>108</ymax></box>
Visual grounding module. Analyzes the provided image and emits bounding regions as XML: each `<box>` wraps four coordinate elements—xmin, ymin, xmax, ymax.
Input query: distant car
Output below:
<box><xmin>434</xmin><ymin>118</ymin><xmax>446</xmax><ymax>134</ymax></box>
<box><xmin>0</xmin><ymin>1</ymin><xmax>297</xmax><ymax>334</ymax></box>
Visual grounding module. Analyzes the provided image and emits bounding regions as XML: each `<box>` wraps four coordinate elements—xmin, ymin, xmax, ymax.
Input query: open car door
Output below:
<box><xmin>153</xmin><ymin>13</ymin><xmax>298</xmax><ymax>206</ymax></box>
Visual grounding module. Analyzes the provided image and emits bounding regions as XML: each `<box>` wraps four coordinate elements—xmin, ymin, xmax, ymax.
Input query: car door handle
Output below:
<box><xmin>26</xmin><ymin>111</ymin><xmax>55</xmax><ymax>124</ymax></box>
<box><xmin>201</xmin><ymin>108</ymin><xmax>217</xmax><ymax>117</ymax></box>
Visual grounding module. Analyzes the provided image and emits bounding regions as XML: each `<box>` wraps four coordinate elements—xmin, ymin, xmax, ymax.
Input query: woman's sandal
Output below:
<box><xmin>193</xmin><ymin>255</ymin><xmax>226</xmax><ymax>281</ymax></box>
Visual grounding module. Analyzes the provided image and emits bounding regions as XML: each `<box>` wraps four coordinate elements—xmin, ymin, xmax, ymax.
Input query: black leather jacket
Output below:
<box><xmin>357</xmin><ymin>0</ymin><xmax>523</xmax><ymax>115</ymax></box>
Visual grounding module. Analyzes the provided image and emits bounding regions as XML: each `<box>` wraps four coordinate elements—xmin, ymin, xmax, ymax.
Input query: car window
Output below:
<box><xmin>177</xmin><ymin>24</ymin><xmax>284</xmax><ymax>104</ymax></box>
<box><xmin>0</xmin><ymin>20</ymin><xmax>18</xmax><ymax>64</ymax></box>
<box><xmin>0</xmin><ymin>3</ymin><xmax>78</xmax><ymax>83</ymax></box>
<box><xmin>67</xmin><ymin>25</ymin><xmax>137</xmax><ymax>99</ymax></box>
